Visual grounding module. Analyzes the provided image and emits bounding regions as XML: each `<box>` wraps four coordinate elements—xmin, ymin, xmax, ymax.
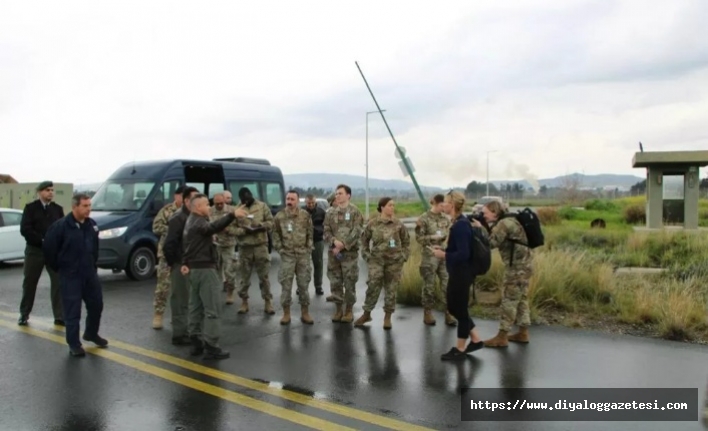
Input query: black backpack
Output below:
<box><xmin>504</xmin><ymin>207</ymin><xmax>544</xmax><ymax>249</ymax></box>
<box><xmin>469</xmin><ymin>226</ymin><xmax>492</xmax><ymax>277</ymax></box>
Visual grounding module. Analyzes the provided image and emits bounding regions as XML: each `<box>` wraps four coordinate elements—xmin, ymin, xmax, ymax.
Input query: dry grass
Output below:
<box><xmin>536</xmin><ymin>207</ymin><xmax>562</xmax><ymax>226</ymax></box>
<box><xmin>396</xmin><ymin>227</ymin><xmax>708</xmax><ymax>342</ymax></box>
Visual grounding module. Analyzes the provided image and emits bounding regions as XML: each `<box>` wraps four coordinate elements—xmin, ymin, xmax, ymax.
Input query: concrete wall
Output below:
<box><xmin>0</xmin><ymin>183</ymin><xmax>73</xmax><ymax>213</ymax></box>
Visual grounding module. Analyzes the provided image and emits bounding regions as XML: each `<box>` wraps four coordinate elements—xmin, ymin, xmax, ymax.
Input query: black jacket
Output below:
<box><xmin>20</xmin><ymin>200</ymin><xmax>65</xmax><ymax>248</ymax></box>
<box><xmin>183</xmin><ymin>213</ymin><xmax>236</xmax><ymax>268</ymax></box>
<box><xmin>42</xmin><ymin>213</ymin><xmax>99</xmax><ymax>276</ymax></box>
<box><xmin>163</xmin><ymin>206</ymin><xmax>190</xmax><ymax>266</ymax></box>
<box><xmin>306</xmin><ymin>206</ymin><xmax>326</xmax><ymax>242</ymax></box>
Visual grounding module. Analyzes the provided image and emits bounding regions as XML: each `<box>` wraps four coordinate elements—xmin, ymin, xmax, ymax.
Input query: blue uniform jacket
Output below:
<box><xmin>43</xmin><ymin>213</ymin><xmax>99</xmax><ymax>276</ymax></box>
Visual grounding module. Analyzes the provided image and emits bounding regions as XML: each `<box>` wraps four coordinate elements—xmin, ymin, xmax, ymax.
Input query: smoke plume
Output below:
<box><xmin>505</xmin><ymin>161</ymin><xmax>540</xmax><ymax>194</ymax></box>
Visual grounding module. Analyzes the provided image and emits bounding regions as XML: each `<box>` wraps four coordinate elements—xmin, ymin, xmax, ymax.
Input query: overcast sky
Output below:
<box><xmin>1</xmin><ymin>0</ymin><xmax>707</xmax><ymax>189</ymax></box>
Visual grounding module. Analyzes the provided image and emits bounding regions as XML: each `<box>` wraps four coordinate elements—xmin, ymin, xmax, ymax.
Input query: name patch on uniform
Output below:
<box><xmin>389</xmin><ymin>239</ymin><xmax>396</xmax><ymax>248</ymax></box>
<box><xmin>287</xmin><ymin>222</ymin><xmax>293</xmax><ymax>232</ymax></box>
<box><xmin>345</xmin><ymin>212</ymin><xmax>350</xmax><ymax>221</ymax></box>
<box><xmin>436</xmin><ymin>230</ymin><xmax>442</xmax><ymax>236</ymax></box>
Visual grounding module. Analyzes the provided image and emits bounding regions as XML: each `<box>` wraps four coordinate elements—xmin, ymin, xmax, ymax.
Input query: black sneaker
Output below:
<box><xmin>69</xmin><ymin>346</ymin><xmax>86</xmax><ymax>357</ymax></box>
<box><xmin>465</xmin><ymin>341</ymin><xmax>484</xmax><ymax>353</ymax></box>
<box><xmin>18</xmin><ymin>315</ymin><xmax>28</xmax><ymax>326</ymax></box>
<box><xmin>441</xmin><ymin>347</ymin><xmax>467</xmax><ymax>361</ymax></box>
<box><xmin>83</xmin><ymin>334</ymin><xmax>108</xmax><ymax>348</ymax></box>
<box><xmin>315</xmin><ymin>288</ymin><xmax>324</xmax><ymax>295</ymax></box>
<box><xmin>54</xmin><ymin>319</ymin><xmax>65</xmax><ymax>326</ymax></box>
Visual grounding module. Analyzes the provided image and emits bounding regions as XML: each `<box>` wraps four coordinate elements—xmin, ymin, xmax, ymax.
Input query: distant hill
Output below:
<box><xmin>494</xmin><ymin>173</ymin><xmax>644</xmax><ymax>191</ymax></box>
<box><xmin>284</xmin><ymin>173</ymin><xmax>444</xmax><ymax>192</ymax></box>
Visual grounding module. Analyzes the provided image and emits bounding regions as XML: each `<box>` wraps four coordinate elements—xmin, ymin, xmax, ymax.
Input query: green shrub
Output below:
<box><xmin>584</xmin><ymin>199</ymin><xmax>619</xmax><ymax>212</ymax></box>
<box><xmin>622</xmin><ymin>204</ymin><xmax>646</xmax><ymax>224</ymax></box>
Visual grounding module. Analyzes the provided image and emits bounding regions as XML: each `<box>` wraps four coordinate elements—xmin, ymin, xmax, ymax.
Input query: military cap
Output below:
<box><xmin>327</xmin><ymin>193</ymin><xmax>335</xmax><ymax>205</ymax></box>
<box><xmin>36</xmin><ymin>181</ymin><xmax>54</xmax><ymax>191</ymax></box>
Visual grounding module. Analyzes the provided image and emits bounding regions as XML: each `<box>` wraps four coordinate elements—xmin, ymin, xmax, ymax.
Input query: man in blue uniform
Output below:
<box><xmin>43</xmin><ymin>193</ymin><xmax>107</xmax><ymax>357</ymax></box>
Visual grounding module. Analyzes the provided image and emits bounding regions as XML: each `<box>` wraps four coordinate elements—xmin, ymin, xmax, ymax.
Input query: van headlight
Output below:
<box><xmin>99</xmin><ymin>227</ymin><xmax>128</xmax><ymax>239</ymax></box>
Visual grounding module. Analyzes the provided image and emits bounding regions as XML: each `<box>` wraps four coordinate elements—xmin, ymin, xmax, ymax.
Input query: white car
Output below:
<box><xmin>0</xmin><ymin>208</ymin><xmax>25</xmax><ymax>262</ymax></box>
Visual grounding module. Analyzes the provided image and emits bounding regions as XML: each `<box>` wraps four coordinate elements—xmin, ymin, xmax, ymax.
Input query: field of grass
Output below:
<box><xmin>395</xmin><ymin>197</ymin><xmax>708</xmax><ymax>344</ymax></box>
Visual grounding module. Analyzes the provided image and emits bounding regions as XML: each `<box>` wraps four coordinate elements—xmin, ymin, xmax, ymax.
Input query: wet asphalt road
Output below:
<box><xmin>1</xmin><ymin>254</ymin><xmax>707</xmax><ymax>431</ymax></box>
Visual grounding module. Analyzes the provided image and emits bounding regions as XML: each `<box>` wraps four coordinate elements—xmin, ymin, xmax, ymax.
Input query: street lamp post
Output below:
<box><xmin>366</xmin><ymin>109</ymin><xmax>385</xmax><ymax>220</ymax></box>
<box><xmin>486</xmin><ymin>150</ymin><xmax>497</xmax><ymax>196</ymax></box>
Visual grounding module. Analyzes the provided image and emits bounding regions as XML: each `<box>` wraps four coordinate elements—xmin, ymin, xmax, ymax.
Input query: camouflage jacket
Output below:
<box><xmin>233</xmin><ymin>200</ymin><xmax>273</xmax><ymax>247</ymax></box>
<box><xmin>361</xmin><ymin>216</ymin><xmax>410</xmax><ymax>263</ymax></box>
<box><xmin>415</xmin><ymin>210</ymin><xmax>451</xmax><ymax>256</ymax></box>
<box><xmin>209</xmin><ymin>205</ymin><xmax>238</xmax><ymax>247</ymax></box>
<box><xmin>153</xmin><ymin>202</ymin><xmax>179</xmax><ymax>259</ymax></box>
<box><xmin>323</xmin><ymin>203</ymin><xmax>364</xmax><ymax>252</ymax></box>
<box><xmin>272</xmin><ymin>207</ymin><xmax>313</xmax><ymax>256</ymax></box>
<box><xmin>487</xmin><ymin>216</ymin><xmax>533</xmax><ymax>272</ymax></box>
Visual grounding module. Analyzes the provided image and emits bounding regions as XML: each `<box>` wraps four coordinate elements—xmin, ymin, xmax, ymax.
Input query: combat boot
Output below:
<box><xmin>326</xmin><ymin>295</ymin><xmax>335</xmax><ymax>302</ymax></box>
<box><xmin>444</xmin><ymin>311</ymin><xmax>458</xmax><ymax>327</ymax></box>
<box><xmin>483</xmin><ymin>330</ymin><xmax>509</xmax><ymax>348</ymax></box>
<box><xmin>331</xmin><ymin>304</ymin><xmax>343</xmax><ymax>322</ymax></box>
<box><xmin>354</xmin><ymin>311</ymin><xmax>371</xmax><ymax>327</ymax></box>
<box><xmin>300</xmin><ymin>305</ymin><xmax>314</xmax><ymax>324</ymax></box>
<box><xmin>264</xmin><ymin>299</ymin><xmax>275</xmax><ymax>315</ymax></box>
<box><xmin>423</xmin><ymin>308</ymin><xmax>436</xmax><ymax>326</ymax></box>
<box><xmin>190</xmin><ymin>335</ymin><xmax>204</xmax><ymax>356</ymax></box>
<box><xmin>508</xmin><ymin>326</ymin><xmax>529</xmax><ymax>343</ymax></box>
<box><xmin>280</xmin><ymin>306</ymin><xmax>291</xmax><ymax>325</ymax></box>
<box><xmin>225</xmin><ymin>290</ymin><xmax>235</xmax><ymax>305</ymax></box>
<box><xmin>203</xmin><ymin>343</ymin><xmax>230</xmax><ymax>360</ymax></box>
<box><xmin>383</xmin><ymin>312</ymin><xmax>392</xmax><ymax>330</ymax></box>
<box><xmin>340</xmin><ymin>305</ymin><xmax>354</xmax><ymax>323</ymax></box>
<box><xmin>238</xmin><ymin>299</ymin><xmax>249</xmax><ymax>314</ymax></box>
<box><xmin>152</xmin><ymin>313</ymin><xmax>163</xmax><ymax>330</ymax></box>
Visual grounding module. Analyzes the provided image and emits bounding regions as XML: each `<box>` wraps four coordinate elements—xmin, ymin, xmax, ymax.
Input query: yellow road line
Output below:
<box><xmin>0</xmin><ymin>320</ymin><xmax>355</xmax><ymax>431</ymax></box>
<box><xmin>0</xmin><ymin>311</ymin><xmax>434</xmax><ymax>431</ymax></box>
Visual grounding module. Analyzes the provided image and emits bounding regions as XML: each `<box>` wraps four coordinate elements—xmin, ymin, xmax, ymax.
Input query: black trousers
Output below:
<box><xmin>20</xmin><ymin>245</ymin><xmax>63</xmax><ymax>320</ymax></box>
<box><xmin>446</xmin><ymin>264</ymin><xmax>476</xmax><ymax>339</ymax></box>
<box><xmin>60</xmin><ymin>270</ymin><xmax>103</xmax><ymax>348</ymax></box>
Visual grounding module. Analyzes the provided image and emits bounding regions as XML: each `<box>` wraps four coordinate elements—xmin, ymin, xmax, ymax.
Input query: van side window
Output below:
<box><xmin>186</xmin><ymin>183</ymin><xmax>205</xmax><ymax>194</ymax></box>
<box><xmin>264</xmin><ymin>182</ymin><xmax>283</xmax><ymax>206</ymax></box>
<box><xmin>229</xmin><ymin>182</ymin><xmax>260</xmax><ymax>200</ymax></box>
<box><xmin>208</xmin><ymin>183</ymin><xmax>225</xmax><ymax>198</ymax></box>
<box><xmin>157</xmin><ymin>180</ymin><xmax>182</xmax><ymax>208</ymax></box>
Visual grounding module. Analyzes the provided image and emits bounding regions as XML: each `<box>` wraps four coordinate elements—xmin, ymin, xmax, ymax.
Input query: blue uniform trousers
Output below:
<box><xmin>60</xmin><ymin>271</ymin><xmax>103</xmax><ymax>348</ymax></box>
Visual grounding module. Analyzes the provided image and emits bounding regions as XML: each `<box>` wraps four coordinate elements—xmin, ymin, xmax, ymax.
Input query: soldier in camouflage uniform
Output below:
<box><xmin>233</xmin><ymin>187</ymin><xmax>275</xmax><ymax>315</ymax></box>
<box><xmin>324</xmin><ymin>192</ymin><xmax>337</xmax><ymax>302</ymax></box>
<box><xmin>273</xmin><ymin>190</ymin><xmax>314</xmax><ymax>325</ymax></box>
<box><xmin>209</xmin><ymin>193</ymin><xmax>239</xmax><ymax>304</ymax></box>
<box><xmin>151</xmin><ymin>186</ymin><xmax>185</xmax><ymax>329</ymax></box>
<box><xmin>355</xmin><ymin>197</ymin><xmax>410</xmax><ymax>330</ymax></box>
<box><xmin>324</xmin><ymin>184</ymin><xmax>364</xmax><ymax>323</ymax></box>
<box><xmin>471</xmin><ymin>200</ymin><xmax>533</xmax><ymax>347</ymax></box>
<box><xmin>415</xmin><ymin>194</ymin><xmax>457</xmax><ymax>327</ymax></box>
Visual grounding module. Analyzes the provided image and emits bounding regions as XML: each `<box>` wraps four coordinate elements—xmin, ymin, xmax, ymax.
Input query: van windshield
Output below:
<box><xmin>91</xmin><ymin>180</ymin><xmax>157</xmax><ymax>211</ymax></box>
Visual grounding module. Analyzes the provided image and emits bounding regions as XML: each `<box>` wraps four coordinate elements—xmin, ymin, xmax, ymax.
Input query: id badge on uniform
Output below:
<box><xmin>345</xmin><ymin>212</ymin><xmax>350</xmax><ymax>221</ymax></box>
<box><xmin>436</xmin><ymin>230</ymin><xmax>442</xmax><ymax>237</ymax></box>
<box><xmin>287</xmin><ymin>222</ymin><xmax>293</xmax><ymax>232</ymax></box>
<box><xmin>389</xmin><ymin>239</ymin><xmax>396</xmax><ymax>248</ymax></box>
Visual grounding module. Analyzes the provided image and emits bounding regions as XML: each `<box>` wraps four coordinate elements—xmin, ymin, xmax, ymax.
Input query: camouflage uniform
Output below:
<box><xmin>273</xmin><ymin>207</ymin><xmax>314</xmax><ymax>323</ymax></box>
<box><xmin>209</xmin><ymin>205</ymin><xmax>238</xmax><ymax>293</ymax></box>
<box><xmin>152</xmin><ymin>202</ymin><xmax>179</xmax><ymax>315</ymax></box>
<box><xmin>233</xmin><ymin>199</ymin><xmax>274</xmax><ymax>312</ymax></box>
<box><xmin>415</xmin><ymin>210</ymin><xmax>452</xmax><ymax>310</ymax></box>
<box><xmin>360</xmin><ymin>216</ymin><xmax>410</xmax><ymax>315</ymax></box>
<box><xmin>323</xmin><ymin>202</ymin><xmax>364</xmax><ymax>322</ymax></box>
<box><xmin>485</xmin><ymin>216</ymin><xmax>533</xmax><ymax>344</ymax></box>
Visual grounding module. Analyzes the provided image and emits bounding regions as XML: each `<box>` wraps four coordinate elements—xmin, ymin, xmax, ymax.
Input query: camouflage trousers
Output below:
<box><xmin>278</xmin><ymin>252</ymin><xmax>311</xmax><ymax>307</ymax></box>
<box><xmin>419</xmin><ymin>253</ymin><xmax>448</xmax><ymax>309</ymax></box>
<box><xmin>326</xmin><ymin>250</ymin><xmax>359</xmax><ymax>306</ymax></box>
<box><xmin>153</xmin><ymin>259</ymin><xmax>171</xmax><ymax>314</ymax></box>
<box><xmin>216</xmin><ymin>245</ymin><xmax>238</xmax><ymax>293</ymax></box>
<box><xmin>499</xmin><ymin>273</ymin><xmax>531</xmax><ymax>332</ymax></box>
<box><xmin>237</xmin><ymin>244</ymin><xmax>272</xmax><ymax>301</ymax></box>
<box><xmin>363</xmin><ymin>256</ymin><xmax>403</xmax><ymax>313</ymax></box>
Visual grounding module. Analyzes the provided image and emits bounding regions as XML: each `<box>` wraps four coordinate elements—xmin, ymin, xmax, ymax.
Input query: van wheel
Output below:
<box><xmin>126</xmin><ymin>246</ymin><xmax>156</xmax><ymax>281</ymax></box>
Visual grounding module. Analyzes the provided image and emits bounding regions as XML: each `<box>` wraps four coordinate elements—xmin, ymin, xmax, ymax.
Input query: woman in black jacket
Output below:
<box><xmin>431</xmin><ymin>191</ymin><xmax>484</xmax><ymax>360</ymax></box>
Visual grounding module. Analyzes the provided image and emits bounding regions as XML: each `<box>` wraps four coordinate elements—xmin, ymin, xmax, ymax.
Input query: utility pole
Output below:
<box><xmin>486</xmin><ymin>150</ymin><xmax>497</xmax><ymax>196</ymax></box>
<box><xmin>355</xmin><ymin>61</ymin><xmax>429</xmax><ymax>211</ymax></box>
<box><xmin>366</xmin><ymin>109</ymin><xmax>385</xmax><ymax>220</ymax></box>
